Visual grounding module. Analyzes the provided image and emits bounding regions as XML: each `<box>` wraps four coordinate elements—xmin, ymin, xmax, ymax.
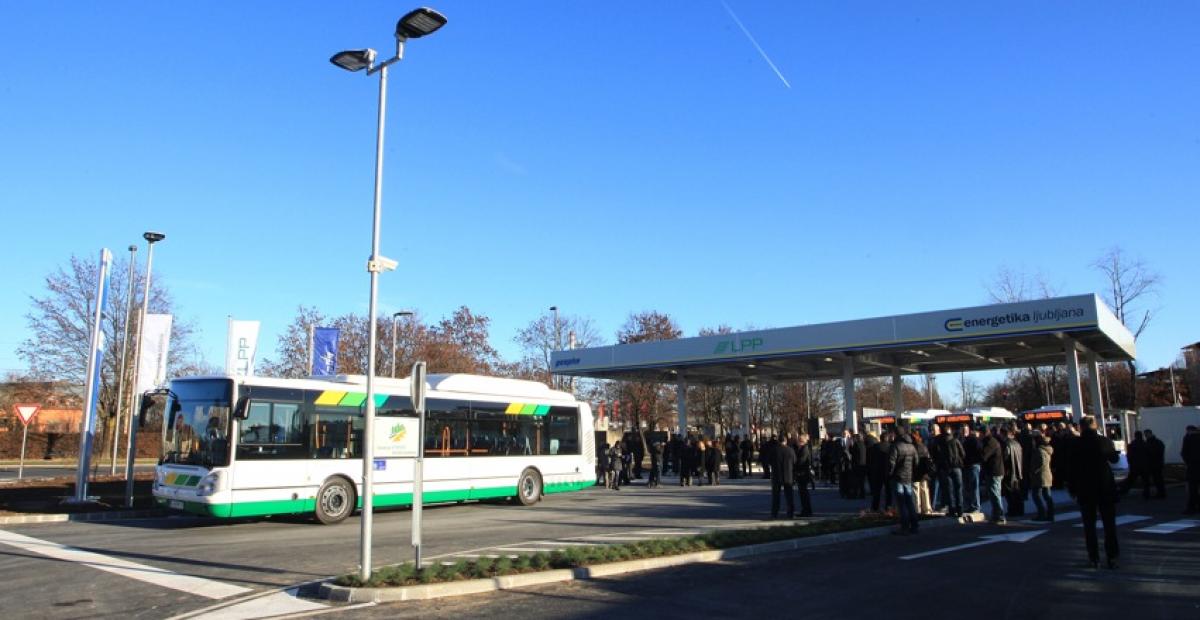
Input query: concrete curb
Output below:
<box><xmin>319</xmin><ymin>517</ymin><xmax>961</xmax><ymax>604</ymax></box>
<box><xmin>0</xmin><ymin>509</ymin><xmax>167</xmax><ymax>525</ymax></box>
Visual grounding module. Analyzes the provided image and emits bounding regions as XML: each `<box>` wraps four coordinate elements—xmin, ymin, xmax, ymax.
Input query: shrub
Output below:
<box><xmin>337</xmin><ymin>514</ymin><xmax>895</xmax><ymax>587</ymax></box>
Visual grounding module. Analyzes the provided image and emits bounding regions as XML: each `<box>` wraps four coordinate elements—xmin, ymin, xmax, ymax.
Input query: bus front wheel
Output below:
<box><xmin>515</xmin><ymin>468</ymin><xmax>542</xmax><ymax>506</ymax></box>
<box><xmin>315</xmin><ymin>477</ymin><xmax>355</xmax><ymax>525</ymax></box>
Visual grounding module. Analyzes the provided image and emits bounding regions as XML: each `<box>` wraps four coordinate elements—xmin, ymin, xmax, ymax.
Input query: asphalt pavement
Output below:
<box><xmin>338</xmin><ymin>491</ymin><xmax>1200</xmax><ymax>620</ymax></box>
<box><xmin>1</xmin><ymin>472</ymin><xmax>1196</xmax><ymax>619</ymax></box>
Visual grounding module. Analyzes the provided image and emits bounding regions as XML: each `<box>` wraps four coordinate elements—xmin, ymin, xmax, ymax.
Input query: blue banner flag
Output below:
<box><xmin>312</xmin><ymin>327</ymin><xmax>340</xmax><ymax>376</ymax></box>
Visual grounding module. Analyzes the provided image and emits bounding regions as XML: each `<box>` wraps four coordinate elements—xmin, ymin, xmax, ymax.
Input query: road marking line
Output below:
<box><xmin>1020</xmin><ymin>511</ymin><xmax>1082</xmax><ymax>524</ymax></box>
<box><xmin>0</xmin><ymin>529</ymin><xmax>249</xmax><ymax>600</ymax></box>
<box><xmin>899</xmin><ymin>530</ymin><xmax>1047</xmax><ymax>561</ymax></box>
<box><xmin>187</xmin><ymin>588</ymin><xmax>325</xmax><ymax>619</ymax></box>
<box><xmin>1135</xmin><ymin>519</ymin><xmax>1200</xmax><ymax>535</ymax></box>
<box><xmin>1073</xmin><ymin>515</ymin><xmax>1151</xmax><ymax>529</ymax></box>
<box><xmin>495</xmin><ymin>547</ymin><xmax>556</xmax><ymax>552</ymax></box>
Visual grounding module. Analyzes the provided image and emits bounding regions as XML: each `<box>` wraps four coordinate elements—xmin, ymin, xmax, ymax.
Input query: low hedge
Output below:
<box><xmin>336</xmin><ymin>514</ymin><xmax>892</xmax><ymax>588</ymax></box>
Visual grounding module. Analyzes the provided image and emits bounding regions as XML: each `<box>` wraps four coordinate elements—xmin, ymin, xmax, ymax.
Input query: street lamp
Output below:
<box><xmin>331</xmin><ymin>6</ymin><xmax>446</xmax><ymax>582</ymax></box>
<box><xmin>391</xmin><ymin>310</ymin><xmax>414</xmax><ymax>378</ymax></box>
<box><xmin>125</xmin><ymin>231</ymin><xmax>164</xmax><ymax>504</ymax></box>
<box><xmin>110</xmin><ymin>244</ymin><xmax>137</xmax><ymax>475</ymax></box>
<box><xmin>549</xmin><ymin>306</ymin><xmax>560</xmax><ymax>389</ymax></box>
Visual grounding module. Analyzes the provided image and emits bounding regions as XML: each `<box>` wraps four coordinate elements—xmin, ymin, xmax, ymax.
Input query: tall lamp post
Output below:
<box><xmin>110</xmin><ymin>244</ymin><xmax>137</xmax><ymax>475</ymax></box>
<box><xmin>549</xmin><ymin>306</ymin><xmax>560</xmax><ymax>388</ymax></box>
<box><xmin>391</xmin><ymin>310</ymin><xmax>414</xmax><ymax>377</ymax></box>
<box><xmin>331</xmin><ymin>6</ymin><xmax>447</xmax><ymax>582</ymax></box>
<box><xmin>125</xmin><ymin>231</ymin><xmax>164</xmax><ymax>498</ymax></box>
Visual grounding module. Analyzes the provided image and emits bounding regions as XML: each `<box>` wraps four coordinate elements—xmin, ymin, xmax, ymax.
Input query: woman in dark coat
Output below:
<box><xmin>1029</xmin><ymin>432</ymin><xmax>1055</xmax><ymax>521</ymax></box>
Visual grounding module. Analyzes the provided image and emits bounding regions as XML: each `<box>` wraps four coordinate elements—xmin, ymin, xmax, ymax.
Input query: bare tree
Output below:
<box><xmin>609</xmin><ymin>311</ymin><xmax>682</xmax><ymax>432</ymax></box>
<box><xmin>514</xmin><ymin>312</ymin><xmax>600</xmax><ymax>390</ymax></box>
<box><xmin>260</xmin><ymin>305</ymin><xmax>502</xmax><ymax>378</ymax></box>
<box><xmin>1093</xmin><ymin>246</ymin><xmax>1161</xmax><ymax>408</ymax></box>
<box><xmin>986</xmin><ymin>265</ymin><xmax>1062</xmax><ymax>407</ymax></box>
<box><xmin>16</xmin><ymin>253</ymin><xmax>203</xmax><ymax>458</ymax></box>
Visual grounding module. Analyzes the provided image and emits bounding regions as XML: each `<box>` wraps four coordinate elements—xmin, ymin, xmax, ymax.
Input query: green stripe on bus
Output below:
<box><xmin>534</xmin><ymin>405</ymin><xmax>550</xmax><ymax>416</ymax></box>
<box><xmin>339</xmin><ymin>392</ymin><xmax>367</xmax><ymax>407</ymax></box>
<box><xmin>520</xmin><ymin>403</ymin><xmax>537</xmax><ymax>415</ymax></box>
<box><xmin>159</xmin><ymin>479</ymin><xmax>590</xmax><ymax>519</ymax></box>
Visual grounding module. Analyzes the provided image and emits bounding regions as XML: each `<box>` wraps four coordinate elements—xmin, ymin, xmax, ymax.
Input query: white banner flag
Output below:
<box><xmin>136</xmin><ymin>313</ymin><xmax>173</xmax><ymax>395</ymax></box>
<box><xmin>226</xmin><ymin>319</ymin><xmax>261</xmax><ymax>377</ymax></box>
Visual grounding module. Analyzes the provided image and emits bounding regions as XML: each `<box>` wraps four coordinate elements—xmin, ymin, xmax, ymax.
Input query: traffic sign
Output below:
<box><xmin>13</xmin><ymin>403</ymin><xmax>40</xmax><ymax>426</ymax></box>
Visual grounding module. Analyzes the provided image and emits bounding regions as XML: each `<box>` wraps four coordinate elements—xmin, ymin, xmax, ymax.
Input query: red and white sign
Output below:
<box><xmin>13</xmin><ymin>403</ymin><xmax>40</xmax><ymax>425</ymax></box>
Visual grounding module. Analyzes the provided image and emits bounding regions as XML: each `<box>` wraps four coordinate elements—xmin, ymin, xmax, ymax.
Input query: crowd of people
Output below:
<box><xmin>595</xmin><ymin>420</ymin><xmax>1200</xmax><ymax>571</ymax></box>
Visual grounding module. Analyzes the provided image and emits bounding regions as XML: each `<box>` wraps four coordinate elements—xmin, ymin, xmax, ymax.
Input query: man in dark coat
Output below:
<box><xmin>771</xmin><ymin>437</ymin><xmax>797</xmax><ymax>519</ymax></box>
<box><xmin>852</xmin><ymin>433</ymin><xmax>869</xmax><ymax>499</ymax></box>
<box><xmin>794</xmin><ymin>433</ymin><xmax>814</xmax><ymax>516</ymax></box>
<box><xmin>597</xmin><ymin>442</ymin><xmax>611</xmax><ymax>487</ymax></box>
<box><xmin>934</xmin><ymin>425</ymin><xmax>965</xmax><ymax>518</ymax></box>
<box><xmin>726</xmin><ymin>435</ymin><xmax>741</xmax><ymax>479</ymax></box>
<box><xmin>867</xmin><ymin>431</ymin><xmax>891</xmax><ymax>512</ymax></box>
<box><xmin>888</xmin><ymin>428</ymin><xmax>920</xmax><ymax>534</ymax></box>
<box><xmin>1017</xmin><ymin>422</ymin><xmax>1035</xmax><ymax>502</ymax></box>
<box><xmin>1144</xmin><ymin>429</ymin><xmax>1167</xmax><ymax>499</ymax></box>
<box><xmin>705</xmin><ymin>439</ymin><xmax>723</xmax><ymax>486</ymax></box>
<box><xmin>1069</xmin><ymin>416</ymin><xmax>1121</xmax><ymax>569</ymax></box>
<box><xmin>1122</xmin><ymin>430</ymin><xmax>1147</xmax><ymax>495</ymax></box>
<box><xmin>1002</xmin><ymin>427</ymin><xmax>1025</xmax><ymax>517</ymax></box>
<box><xmin>740</xmin><ymin>435</ymin><xmax>753</xmax><ymax>477</ymax></box>
<box><xmin>980</xmin><ymin>427</ymin><xmax>1007</xmax><ymax>523</ymax></box>
<box><xmin>1182</xmin><ymin>425</ymin><xmax>1200</xmax><ymax>514</ymax></box>
<box><xmin>961</xmin><ymin>426</ymin><xmax>982</xmax><ymax>513</ymax></box>
<box><xmin>761</xmin><ymin>436</ymin><xmax>778</xmax><ymax>480</ymax></box>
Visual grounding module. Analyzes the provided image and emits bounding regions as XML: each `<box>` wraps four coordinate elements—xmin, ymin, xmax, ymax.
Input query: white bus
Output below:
<box><xmin>152</xmin><ymin>373</ymin><xmax>595</xmax><ymax>524</ymax></box>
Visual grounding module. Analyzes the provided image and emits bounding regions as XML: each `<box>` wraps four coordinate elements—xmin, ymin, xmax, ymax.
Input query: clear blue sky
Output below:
<box><xmin>1</xmin><ymin>2</ymin><xmax>1197</xmax><ymax>404</ymax></box>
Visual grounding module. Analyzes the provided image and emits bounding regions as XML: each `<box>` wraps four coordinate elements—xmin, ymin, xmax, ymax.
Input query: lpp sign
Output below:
<box><xmin>713</xmin><ymin>337</ymin><xmax>764</xmax><ymax>355</ymax></box>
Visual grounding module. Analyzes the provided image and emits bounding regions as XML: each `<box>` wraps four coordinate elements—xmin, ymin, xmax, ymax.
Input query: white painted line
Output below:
<box><xmin>0</xmin><ymin>529</ymin><xmax>249</xmax><ymax>600</ymax></box>
<box><xmin>900</xmin><ymin>530</ymin><xmax>1047</xmax><ymax>561</ymax></box>
<box><xmin>1073</xmin><ymin>515</ymin><xmax>1151</xmax><ymax>529</ymax></box>
<box><xmin>188</xmin><ymin>588</ymin><xmax>325</xmax><ymax>619</ymax></box>
<box><xmin>495</xmin><ymin>547</ymin><xmax>556</xmax><ymax>553</ymax></box>
<box><xmin>1020</xmin><ymin>511</ymin><xmax>1082</xmax><ymax>524</ymax></box>
<box><xmin>1135</xmin><ymin>519</ymin><xmax>1200</xmax><ymax>535</ymax></box>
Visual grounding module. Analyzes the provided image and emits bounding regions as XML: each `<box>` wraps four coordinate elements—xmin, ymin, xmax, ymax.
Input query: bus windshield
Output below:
<box><xmin>162</xmin><ymin>378</ymin><xmax>233</xmax><ymax>467</ymax></box>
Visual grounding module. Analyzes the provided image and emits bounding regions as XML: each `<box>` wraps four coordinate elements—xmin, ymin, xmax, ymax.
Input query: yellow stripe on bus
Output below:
<box><xmin>315</xmin><ymin>391</ymin><xmax>348</xmax><ymax>406</ymax></box>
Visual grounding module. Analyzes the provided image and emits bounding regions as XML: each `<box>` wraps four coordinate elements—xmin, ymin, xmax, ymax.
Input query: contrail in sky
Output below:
<box><xmin>720</xmin><ymin>0</ymin><xmax>791</xmax><ymax>89</ymax></box>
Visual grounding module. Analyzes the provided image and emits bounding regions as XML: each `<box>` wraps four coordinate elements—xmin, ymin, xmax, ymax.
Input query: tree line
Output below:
<box><xmin>7</xmin><ymin>245</ymin><xmax>1186</xmax><ymax>446</ymax></box>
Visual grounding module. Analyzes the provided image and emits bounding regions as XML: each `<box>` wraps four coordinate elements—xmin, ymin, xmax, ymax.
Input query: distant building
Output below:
<box><xmin>0</xmin><ymin>380</ymin><xmax>84</xmax><ymax>433</ymax></box>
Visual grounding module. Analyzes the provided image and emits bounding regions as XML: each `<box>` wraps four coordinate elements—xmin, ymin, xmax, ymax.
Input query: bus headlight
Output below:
<box><xmin>197</xmin><ymin>472</ymin><xmax>223</xmax><ymax>497</ymax></box>
<box><xmin>155</xmin><ymin>469</ymin><xmax>166</xmax><ymax>485</ymax></box>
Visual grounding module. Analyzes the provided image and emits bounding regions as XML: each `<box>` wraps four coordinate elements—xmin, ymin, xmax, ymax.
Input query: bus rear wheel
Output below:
<box><xmin>515</xmin><ymin>468</ymin><xmax>542</xmax><ymax>506</ymax></box>
<box><xmin>316</xmin><ymin>477</ymin><xmax>355</xmax><ymax>524</ymax></box>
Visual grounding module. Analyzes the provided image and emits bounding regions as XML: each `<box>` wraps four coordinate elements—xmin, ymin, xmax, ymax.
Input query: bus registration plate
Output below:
<box><xmin>169</xmin><ymin>500</ymin><xmax>184</xmax><ymax>510</ymax></box>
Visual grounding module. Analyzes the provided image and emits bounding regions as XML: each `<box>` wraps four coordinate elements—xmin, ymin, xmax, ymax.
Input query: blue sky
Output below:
<box><xmin>1</xmin><ymin>2</ymin><xmax>1196</xmax><ymax>403</ymax></box>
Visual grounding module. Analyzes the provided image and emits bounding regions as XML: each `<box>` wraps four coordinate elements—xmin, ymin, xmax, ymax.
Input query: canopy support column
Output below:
<box><xmin>1087</xmin><ymin>352</ymin><xmax>1107</xmax><ymax>434</ymax></box>
<box><xmin>843</xmin><ymin>358</ymin><xmax>857</xmax><ymax>433</ymax></box>
<box><xmin>676</xmin><ymin>375</ymin><xmax>687</xmax><ymax>434</ymax></box>
<box><xmin>892</xmin><ymin>367</ymin><xmax>904</xmax><ymax>425</ymax></box>
<box><xmin>740</xmin><ymin>378</ymin><xmax>751</xmax><ymax>436</ymax></box>
<box><xmin>1064</xmin><ymin>338</ymin><xmax>1084</xmax><ymax>424</ymax></box>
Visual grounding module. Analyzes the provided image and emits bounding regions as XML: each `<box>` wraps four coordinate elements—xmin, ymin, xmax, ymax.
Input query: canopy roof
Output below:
<box><xmin>551</xmin><ymin>294</ymin><xmax>1135</xmax><ymax>386</ymax></box>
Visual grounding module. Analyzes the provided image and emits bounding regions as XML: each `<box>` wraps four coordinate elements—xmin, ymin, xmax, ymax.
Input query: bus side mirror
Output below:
<box><xmin>138</xmin><ymin>394</ymin><xmax>156</xmax><ymax>429</ymax></box>
<box><xmin>233</xmin><ymin>396</ymin><xmax>250</xmax><ymax>420</ymax></box>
